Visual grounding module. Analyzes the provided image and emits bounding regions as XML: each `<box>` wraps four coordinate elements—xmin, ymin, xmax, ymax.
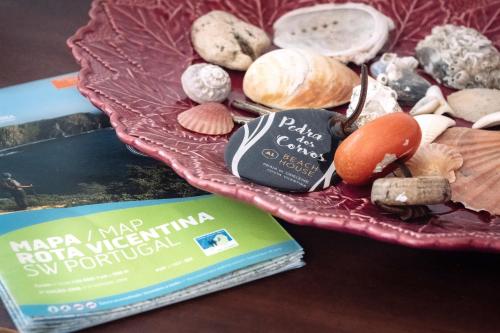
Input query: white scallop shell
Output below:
<box><xmin>410</xmin><ymin>85</ymin><xmax>454</xmax><ymax>116</ymax></box>
<box><xmin>273</xmin><ymin>3</ymin><xmax>395</xmax><ymax>65</ymax></box>
<box><xmin>447</xmin><ymin>88</ymin><xmax>500</xmax><ymax>122</ymax></box>
<box><xmin>346</xmin><ymin>77</ymin><xmax>401</xmax><ymax>127</ymax></box>
<box><xmin>181</xmin><ymin>63</ymin><xmax>231</xmax><ymax>104</ymax></box>
<box><xmin>413</xmin><ymin>114</ymin><xmax>456</xmax><ymax>147</ymax></box>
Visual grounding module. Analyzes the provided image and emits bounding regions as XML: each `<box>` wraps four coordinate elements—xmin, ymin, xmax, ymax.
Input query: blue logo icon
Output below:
<box><xmin>194</xmin><ymin>229</ymin><xmax>238</xmax><ymax>256</ymax></box>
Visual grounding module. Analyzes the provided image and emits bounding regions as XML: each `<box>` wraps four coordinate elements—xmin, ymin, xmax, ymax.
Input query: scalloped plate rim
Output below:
<box><xmin>66</xmin><ymin>0</ymin><xmax>500</xmax><ymax>253</ymax></box>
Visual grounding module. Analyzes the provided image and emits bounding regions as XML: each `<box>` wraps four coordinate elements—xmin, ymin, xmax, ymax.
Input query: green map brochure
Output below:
<box><xmin>0</xmin><ymin>195</ymin><xmax>303</xmax><ymax>332</ymax></box>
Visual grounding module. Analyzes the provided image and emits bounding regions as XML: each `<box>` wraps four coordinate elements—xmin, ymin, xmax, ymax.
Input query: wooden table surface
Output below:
<box><xmin>1</xmin><ymin>1</ymin><xmax>500</xmax><ymax>332</ymax></box>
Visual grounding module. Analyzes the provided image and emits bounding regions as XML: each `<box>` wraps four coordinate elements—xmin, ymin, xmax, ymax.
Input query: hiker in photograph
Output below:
<box><xmin>0</xmin><ymin>172</ymin><xmax>32</xmax><ymax>210</ymax></box>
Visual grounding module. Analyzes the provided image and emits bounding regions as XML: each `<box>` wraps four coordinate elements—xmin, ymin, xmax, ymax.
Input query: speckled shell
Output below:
<box><xmin>177</xmin><ymin>102</ymin><xmax>234</xmax><ymax>135</ymax></box>
<box><xmin>416</xmin><ymin>25</ymin><xmax>500</xmax><ymax>89</ymax></box>
<box><xmin>346</xmin><ymin>77</ymin><xmax>401</xmax><ymax>127</ymax></box>
<box><xmin>405</xmin><ymin>143</ymin><xmax>463</xmax><ymax>183</ymax></box>
<box><xmin>181</xmin><ymin>63</ymin><xmax>231</xmax><ymax>104</ymax></box>
<box><xmin>436</xmin><ymin>127</ymin><xmax>500</xmax><ymax>215</ymax></box>
<box><xmin>413</xmin><ymin>114</ymin><xmax>456</xmax><ymax>147</ymax></box>
<box><xmin>191</xmin><ymin>11</ymin><xmax>271</xmax><ymax>70</ymax></box>
<box><xmin>242</xmin><ymin>48</ymin><xmax>360</xmax><ymax>110</ymax></box>
<box><xmin>273</xmin><ymin>3</ymin><xmax>394</xmax><ymax>65</ymax></box>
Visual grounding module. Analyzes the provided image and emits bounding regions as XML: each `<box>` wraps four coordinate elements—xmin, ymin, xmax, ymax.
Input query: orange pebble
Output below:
<box><xmin>334</xmin><ymin>112</ymin><xmax>421</xmax><ymax>185</ymax></box>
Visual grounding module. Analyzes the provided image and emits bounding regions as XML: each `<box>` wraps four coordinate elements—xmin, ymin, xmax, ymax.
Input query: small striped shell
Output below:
<box><xmin>177</xmin><ymin>102</ymin><xmax>234</xmax><ymax>135</ymax></box>
<box><xmin>405</xmin><ymin>143</ymin><xmax>463</xmax><ymax>183</ymax></box>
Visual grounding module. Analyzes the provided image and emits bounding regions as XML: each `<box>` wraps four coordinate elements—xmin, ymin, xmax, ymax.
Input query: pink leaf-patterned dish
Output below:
<box><xmin>68</xmin><ymin>0</ymin><xmax>500</xmax><ymax>252</ymax></box>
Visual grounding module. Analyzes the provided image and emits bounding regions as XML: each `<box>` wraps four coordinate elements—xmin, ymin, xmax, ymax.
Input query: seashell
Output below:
<box><xmin>416</xmin><ymin>24</ymin><xmax>500</xmax><ymax>89</ymax></box>
<box><xmin>181</xmin><ymin>63</ymin><xmax>231</xmax><ymax>104</ymax></box>
<box><xmin>177</xmin><ymin>102</ymin><xmax>234</xmax><ymax>135</ymax></box>
<box><xmin>371</xmin><ymin>176</ymin><xmax>451</xmax><ymax>206</ymax></box>
<box><xmin>472</xmin><ymin>111</ymin><xmax>500</xmax><ymax>129</ymax></box>
<box><xmin>243</xmin><ymin>48</ymin><xmax>359</xmax><ymax>110</ymax></box>
<box><xmin>346</xmin><ymin>77</ymin><xmax>401</xmax><ymax>128</ymax></box>
<box><xmin>405</xmin><ymin>143</ymin><xmax>463</xmax><ymax>183</ymax></box>
<box><xmin>410</xmin><ymin>85</ymin><xmax>454</xmax><ymax>116</ymax></box>
<box><xmin>447</xmin><ymin>88</ymin><xmax>500</xmax><ymax>122</ymax></box>
<box><xmin>436</xmin><ymin>127</ymin><xmax>500</xmax><ymax>215</ymax></box>
<box><xmin>413</xmin><ymin>114</ymin><xmax>456</xmax><ymax>147</ymax></box>
<box><xmin>273</xmin><ymin>3</ymin><xmax>394</xmax><ymax>65</ymax></box>
<box><xmin>191</xmin><ymin>11</ymin><xmax>271</xmax><ymax>70</ymax></box>
<box><xmin>370</xmin><ymin>53</ymin><xmax>431</xmax><ymax>105</ymax></box>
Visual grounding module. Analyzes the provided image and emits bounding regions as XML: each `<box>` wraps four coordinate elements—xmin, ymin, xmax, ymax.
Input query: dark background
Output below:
<box><xmin>1</xmin><ymin>1</ymin><xmax>499</xmax><ymax>332</ymax></box>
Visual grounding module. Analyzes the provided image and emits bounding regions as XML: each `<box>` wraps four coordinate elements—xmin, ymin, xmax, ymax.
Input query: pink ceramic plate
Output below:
<box><xmin>68</xmin><ymin>0</ymin><xmax>500</xmax><ymax>252</ymax></box>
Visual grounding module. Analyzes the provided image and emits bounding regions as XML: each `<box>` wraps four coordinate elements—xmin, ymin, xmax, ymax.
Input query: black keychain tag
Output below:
<box><xmin>225</xmin><ymin>109</ymin><xmax>341</xmax><ymax>192</ymax></box>
<box><xmin>224</xmin><ymin>65</ymin><xmax>368</xmax><ymax>193</ymax></box>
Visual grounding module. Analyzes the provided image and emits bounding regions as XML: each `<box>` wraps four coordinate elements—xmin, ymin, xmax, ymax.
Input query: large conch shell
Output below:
<box><xmin>405</xmin><ymin>143</ymin><xmax>463</xmax><ymax>183</ymax></box>
<box><xmin>273</xmin><ymin>3</ymin><xmax>394</xmax><ymax>65</ymax></box>
<box><xmin>436</xmin><ymin>127</ymin><xmax>500</xmax><ymax>215</ymax></box>
<box><xmin>242</xmin><ymin>48</ymin><xmax>360</xmax><ymax>110</ymax></box>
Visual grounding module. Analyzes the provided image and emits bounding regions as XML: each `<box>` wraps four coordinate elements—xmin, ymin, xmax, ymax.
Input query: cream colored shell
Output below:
<box><xmin>413</xmin><ymin>114</ymin><xmax>456</xmax><ymax>147</ymax></box>
<box><xmin>473</xmin><ymin>111</ymin><xmax>500</xmax><ymax>129</ymax></box>
<box><xmin>242</xmin><ymin>48</ymin><xmax>360</xmax><ymax>110</ymax></box>
<box><xmin>447</xmin><ymin>88</ymin><xmax>500</xmax><ymax>122</ymax></box>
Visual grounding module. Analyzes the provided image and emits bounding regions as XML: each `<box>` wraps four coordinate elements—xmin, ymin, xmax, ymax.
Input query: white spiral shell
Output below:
<box><xmin>181</xmin><ymin>63</ymin><xmax>231</xmax><ymax>104</ymax></box>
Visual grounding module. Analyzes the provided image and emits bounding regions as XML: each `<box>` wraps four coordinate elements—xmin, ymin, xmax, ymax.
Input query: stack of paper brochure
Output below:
<box><xmin>0</xmin><ymin>195</ymin><xmax>304</xmax><ymax>333</ymax></box>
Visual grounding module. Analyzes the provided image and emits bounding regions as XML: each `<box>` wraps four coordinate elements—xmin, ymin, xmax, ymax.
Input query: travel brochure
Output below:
<box><xmin>0</xmin><ymin>74</ymin><xmax>304</xmax><ymax>332</ymax></box>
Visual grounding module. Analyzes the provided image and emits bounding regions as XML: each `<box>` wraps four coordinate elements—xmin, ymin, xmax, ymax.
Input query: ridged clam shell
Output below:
<box><xmin>243</xmin><ymin>48</ymin><xmax>359</xmax><ymax>110</ymax></box>
<box><xmin>405</xmin><ymin>143</ymin><xmax>463</xmax><ymax>183</ymax></box>
<box><xmin>181</xmin><ymin>63</ymin><xmax>231</xmax><ymax>104</ymax></box>
<box><xmin>410</xmin><ymin>85</ymin><xmax>454</xmax><ymax>116</ymax></box>
<box><xmin>436</xmin><ymin>127</ymin><xmax>500</xmax><ymax>215</ymax></box>
<box><xmin>447</xmin><ymin>89</ymin><xmax>500</xmax><ymax>122</ymax></box>
<box><xmin>413</xmin><ymin>114</ymin><xmax>456</xmax><ymax>147</ymax></box>
<box><xmin>177</xmin><ymin>102</ymin><xmax>234</xmax><ymax>135</ymax></box>
<box><xmin>273</xmin><ymin>3</ymin><xmax>394</xmax><ymax>65</ymax></box>
<box><xmin>472</xmin><ymin>111</ymin><xmax>500</xmax><ymax>129</ymax></box>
